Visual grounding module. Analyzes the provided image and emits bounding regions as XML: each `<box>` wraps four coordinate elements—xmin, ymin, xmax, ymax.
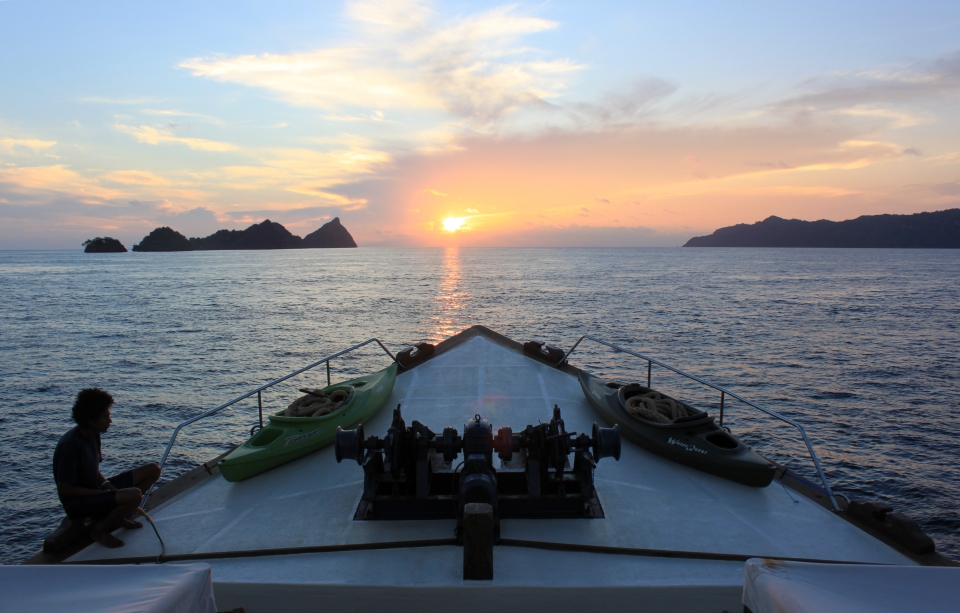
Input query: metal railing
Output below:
<box><xmin>560</xmin><ymin>335</ymin><xmax>840</xmax><ymax>511</ymax></box>
<box><xmin>142</xmin><ymin>338</ymin><xmax>397</xmax><ymax>506</ymax></box>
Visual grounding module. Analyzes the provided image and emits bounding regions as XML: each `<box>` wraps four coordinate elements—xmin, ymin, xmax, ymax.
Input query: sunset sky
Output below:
<box><xmin>2</xmin><ymin>0</ymin><xmax>959</xmax><ymax>248</ymax></box>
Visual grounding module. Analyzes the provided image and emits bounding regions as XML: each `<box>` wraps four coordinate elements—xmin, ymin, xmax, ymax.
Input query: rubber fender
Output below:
<box><xmin>523</xmin><ymin>341</ymin><xmax>566</xmax><ymax>364</ymax></box>
<box><xmin>522</xmin><ymin>340</ymin><xmax>544</xmax><ymax>354</ymax></box>
<box><xmin>396</xmin><ymin>347</ymin><xmax>413</xmax><ymax>367</ymax></box>
<box><xmin>397</xmin><ymin>342</ymin><xmax>436</xmax><ymax>368</ymax></box>
<box><xmin>847</xmin><ymin>499</ymin><xmax>935</xmax><ymax>555</ymax></box>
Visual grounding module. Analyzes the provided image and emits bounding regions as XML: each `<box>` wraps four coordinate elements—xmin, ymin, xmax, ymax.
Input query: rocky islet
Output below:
<box><xmin>127</xmin><ymin>217</ymin><xmax>358</xmax><ymax>252</ymax></box>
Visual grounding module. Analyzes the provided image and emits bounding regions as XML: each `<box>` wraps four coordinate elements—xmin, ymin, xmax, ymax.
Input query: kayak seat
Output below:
<box><xmin>705</xmin><ymin>431</ymin><xmax>739</xmax><ymax>449</ymax></box>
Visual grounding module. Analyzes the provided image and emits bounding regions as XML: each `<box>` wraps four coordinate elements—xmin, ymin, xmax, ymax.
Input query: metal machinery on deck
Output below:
<box><xmin>335</xmin><ymin>404</ymin><xmax>621</xmax><ymax>578</ymax></box>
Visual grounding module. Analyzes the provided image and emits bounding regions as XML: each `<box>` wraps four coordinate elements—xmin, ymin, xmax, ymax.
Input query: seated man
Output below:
<box><xmin>53</xmin><ymin>388</ymin><xmax>161</xmax><ymax>548</ymax></box>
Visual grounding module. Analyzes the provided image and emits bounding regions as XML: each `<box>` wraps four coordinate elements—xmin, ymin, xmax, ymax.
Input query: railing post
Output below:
<box><xmin>647</xmin><ymin>361</ymin><xmax>652</xmax><ymax>388</ymax></box>
<box><xmin>258</xmin><ymin>390</ymin><xmax>263</xmax><ymax>429</ymax></box>
<box><xmin>327</xmin><ymin>360</ymin><xmax>331</xmax><ymax>387</ymax></box>
<box><xmin>719</xmin><ymin>391</ymin><xmax>725</xmax><ymax>428</ymax></box>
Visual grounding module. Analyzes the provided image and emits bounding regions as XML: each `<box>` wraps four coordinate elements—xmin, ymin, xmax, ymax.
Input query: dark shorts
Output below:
<box><xmin>61</xmin><ymin>470</ymin><xmax>135</xmax><ymax>519</ymax></box>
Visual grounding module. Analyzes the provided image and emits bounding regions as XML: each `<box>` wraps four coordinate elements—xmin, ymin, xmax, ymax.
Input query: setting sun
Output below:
<box><xmin>442</xmin><ymin>217</ymin><xmax>467</xmax><ymax>233</ymax></box>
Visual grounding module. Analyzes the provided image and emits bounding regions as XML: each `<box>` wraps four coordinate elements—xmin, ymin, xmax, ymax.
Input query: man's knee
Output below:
<box><xmin>116</xmin><ymin>487</ymin><xmax>145</xmax><ymax>505</ymax></box>
<box><xmin>145</xmin><ymin>463</ymin><xmax>161</xmax><ymax>480</ymax></box>
<box><xmin>135</xmin><ymin>463</ymin><xmax>161</xmax><ymax>482</ymax></box>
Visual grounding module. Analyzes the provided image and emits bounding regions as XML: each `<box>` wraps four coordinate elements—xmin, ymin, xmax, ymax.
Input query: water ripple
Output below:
<box><xmin>0</xmin><ymin>247</ymin><xmax>958</xmax><ymax>563</ymax></box>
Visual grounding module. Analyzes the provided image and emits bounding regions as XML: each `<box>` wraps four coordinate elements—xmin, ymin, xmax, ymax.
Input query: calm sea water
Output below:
<box><xmin>1</xmin><ymin>247</ymin><xmax>958</xmax><ymax>564</ymax></box>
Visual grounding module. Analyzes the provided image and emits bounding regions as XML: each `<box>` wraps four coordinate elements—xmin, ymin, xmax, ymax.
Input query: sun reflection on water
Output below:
<box><xmin>433</xmin><ymin>247</ymin><xmax>467</xmax><ymax>339</ymax></box>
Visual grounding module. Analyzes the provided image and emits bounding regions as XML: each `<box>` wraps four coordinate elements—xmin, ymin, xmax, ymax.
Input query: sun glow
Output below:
<box><xmin>442</xmin><ymin>216</ymin><xmax>467</xmax><ymax>232</ymax></box>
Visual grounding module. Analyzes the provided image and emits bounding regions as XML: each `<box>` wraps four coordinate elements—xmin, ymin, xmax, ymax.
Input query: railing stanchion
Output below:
<box><xmin>647</xmin><ymin>361</ymin><xmax>652</xmax><ymax>388</ymax></box>
<box><xmin>327</xmin><ymin>360</ymin><xmax>331</xmax><ymax>387</ymax></box>
<box><xmin>558</xmin><ymin>336</ymin><xmax>585</xmax><ymax>366</ymax></box>
<box><xmin>258</xmin><ymin>391</ymin><xmax>263</xmax><ymax>429</ymax></box>
<box><xmin>719</xmin><ymin>391</ymin><xmax>725</xmax><ymax>428</ymax></box>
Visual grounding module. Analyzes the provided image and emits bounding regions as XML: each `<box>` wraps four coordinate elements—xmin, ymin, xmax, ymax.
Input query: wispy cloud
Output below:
<box><xmin>772</xmin><ymin>51</ymin><xmax>960</xmax><ymax>125</ymax></box>
<box><xmin>322</xmin><ymin>110</ymin><xmax>391</xmax><ymax>123</ymax></box>
<box><xmin>0</xmin><ymin>165</ymin><xmax>125</xmax><ymax>201</ymax></box>
<box><xmin>567</xmin><ymin>78</ymin><xmax>679</xmax><ymax>126</ymax></box>
<box><xmin>114</xmin><ymin>124</ymin><xmax>238</xmax><ymax>152</ymax></box>
<box><xmin>833</xmin><ymin>105</ymin><xmax>931</xmax><ymax>128</ymax></box>
<box><xmin>79</xmin><ymin>95</ymin><xmax>161</xmax><ymax>105</ymax></box>
<box><xmin>101</xmin><ymin>169</ymin><xmax>174</xmax><ymax>187</ymax></box>
<box><xmin>0</xmin><ymin>138</ymin><xmax>57</xmax><ymax>156</ymax></box>
<box><xmin>173</xmin><ymin>141</ymin><xmax>390</xmax><ymax>207</ymax></box>
<box><xmin>179</xmin><ymin>1</ymin><xmax>579</xmax><ymax>131</ymax></box>
<box><xmin>141</xmin><ymin>109</ymin><xmax>225</xmax><ymax>125</ymax></box>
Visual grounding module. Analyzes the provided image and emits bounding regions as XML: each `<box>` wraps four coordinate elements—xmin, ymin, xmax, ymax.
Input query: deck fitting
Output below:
<box><xmin>463</xmin><ymin>503</ymin><xmax>494</xmax><ymax>580</ymax></box>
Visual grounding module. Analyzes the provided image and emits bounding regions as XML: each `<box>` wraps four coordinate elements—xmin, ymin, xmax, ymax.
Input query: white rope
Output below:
<box><xmin>283</xmin><ymin>388</ymin><xmax>350</xmax><ymax>417</ymax></box>
<box><xmin>624</xmin><ymin>391</ymin><xmax>689</xmax><ymax>424</ymax></box>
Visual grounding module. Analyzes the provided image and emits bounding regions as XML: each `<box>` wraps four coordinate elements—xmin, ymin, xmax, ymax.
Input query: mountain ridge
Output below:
<box><xmin>132</xmin><ymin>217</ymin><xmax>358</xmax><ymax>252</ymax></box>
<box><xmin>683</xmin><ymin>209</ymin><xmax>960</xmax><ymax>248</ymax></box>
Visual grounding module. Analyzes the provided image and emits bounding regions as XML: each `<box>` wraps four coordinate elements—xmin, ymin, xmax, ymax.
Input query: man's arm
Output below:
<box><xmin>98</xmin><ymin>471</ymin><xmax>116</xmax><ymax>491</ymax></box>
<box><xmin>57</xmin><ymin>479</ymin><xmax>139</xmax><ymax>499</ymax></box>
<box><xmin>57</xmin><ymin>480</ymin><xmax>107</xmax><ymax>500</ymax></box>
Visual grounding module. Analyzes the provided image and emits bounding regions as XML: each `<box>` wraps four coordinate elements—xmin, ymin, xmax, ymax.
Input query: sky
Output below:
<box><xmin>1</xmin><ymin>0</ymin><xmax>959</xmax><ymax>249</ymax></box>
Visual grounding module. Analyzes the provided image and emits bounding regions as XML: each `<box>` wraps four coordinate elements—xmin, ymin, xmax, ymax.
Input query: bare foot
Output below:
<box><xmin>121</xmin><ymin>518</ymin><xmax>143</xmax><ymax>530</ymax></box>
<box><xmin>92</xmin><ymin>531</ymin><xmax>125</xmax><ymax>548</ymax></box>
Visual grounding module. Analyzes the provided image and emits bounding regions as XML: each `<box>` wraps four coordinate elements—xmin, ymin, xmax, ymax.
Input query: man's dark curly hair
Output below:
<box><xmin>71</xmin><ymin>388</ymin><xmax>113</xmax><ymax>426</ymax></box>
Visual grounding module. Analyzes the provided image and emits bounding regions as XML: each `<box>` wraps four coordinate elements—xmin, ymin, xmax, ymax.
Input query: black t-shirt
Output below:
<box><xmin>53</xmin><ymin>426</ymin><xmax>102</xmax><ymax>499</ymax></box>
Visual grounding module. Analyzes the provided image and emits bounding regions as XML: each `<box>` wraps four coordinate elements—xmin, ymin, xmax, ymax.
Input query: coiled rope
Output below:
<box><xmin>624</xmin><ymin>391</ymin><xmax>689</xmax><ymax>424</ymax></box>
<box><xmin>284</xmin><ymin>388</ymin><xmax>350</xmax><ymax>417</ymax></box>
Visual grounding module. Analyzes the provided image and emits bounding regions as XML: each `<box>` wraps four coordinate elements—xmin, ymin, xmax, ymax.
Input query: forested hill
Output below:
<box><xmin>683</xmin><ymin>209</ymin><xmax>960</xmax><ymax>248</ymax></box>
<box><xmin>132</xmin><ymin>217</ymin><xmax>358</xmax><ymax>251</ymax></box>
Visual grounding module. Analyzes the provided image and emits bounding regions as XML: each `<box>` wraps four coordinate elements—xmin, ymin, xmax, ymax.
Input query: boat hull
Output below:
<box><xmin>578</xmin><ymin>370</ymin><xmax>775</xmax><ymax>487</ymax></box>
<box><xmin>219</xmin><ymin>362</ymin><xmax>397</xmax><ymax>481</ymax></box>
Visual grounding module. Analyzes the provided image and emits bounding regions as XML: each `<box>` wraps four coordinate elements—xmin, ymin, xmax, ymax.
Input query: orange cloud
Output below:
<box><xmin>0</xmin><ymin>165</ymin><xmax>125</xmax><ymax>201</ymax></box>
<box><xmin>342</xmin><ymin>115</ymin><xmax>959</xmax><ymax>246</ymax></box>
<box><xmin>115</xmin><ymin>124</ymin><xmax>238</xmax><ymax>152</ymax></box>
<box><xmin>0</xmin><ymin>138</ymin><xmax>57</xmax><ymax>156</ymax></box>
<box><xmin>102</xmin><ymin>169</ymin><xmax>174</xmax><ymax>186</ymax></box>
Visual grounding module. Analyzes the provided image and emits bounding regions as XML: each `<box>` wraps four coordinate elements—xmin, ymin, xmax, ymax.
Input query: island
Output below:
<box><xmin>683</xmin><ymin>209</ymin><xmax>960</xmax><ymax>248</ymax></box>
<box><xmin>83</xmin><ymin>237</ymin><xmax>127</xmax><ymax>253</ymax></box>
<box><xmin>132</xmin><ymin>227</ymin><xmax>191</xmax><ymax>252</ymax></box>
<box><xmin>131</xmin><ymin>217</ymin><xmax>358</xmax><ymax>252</ymax></box>
<box><xmin>189</xmin><ymin>219</ymin><xmax>302</xmax><ymax>250</ymax></box>
<box><xmin>300</xmin><ymin>217</ymin><xmax>358</xmax><ymax>248</ymax></box>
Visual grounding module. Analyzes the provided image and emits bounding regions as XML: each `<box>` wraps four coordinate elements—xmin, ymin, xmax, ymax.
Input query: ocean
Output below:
<box><xmin>1</xmin><ymin>247</ymin><xmax>958</xmax><ymax>564</ymax></box>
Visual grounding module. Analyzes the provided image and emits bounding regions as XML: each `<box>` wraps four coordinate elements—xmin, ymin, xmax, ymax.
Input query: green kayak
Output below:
<box><xmin>219</xmin><ymin>362</ymin><xmax>397</xmax><ymax>482</ymax></box>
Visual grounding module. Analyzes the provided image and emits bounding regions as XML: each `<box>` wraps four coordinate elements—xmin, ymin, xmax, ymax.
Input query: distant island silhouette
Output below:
<box><xmin>683</xmin><ymin>209</ymin><xmax>960</xmax><ymax>248</ymax></box>
<box><xmin>132</xmin><ymin>227</ymin><xmax>192</xmax><ymax>252</ymax></box>
<box><xmin>131</xmin><ymin>217</ymin><xmax>357</xmax><ymax>252</ymax></box>
<box><xmin>83</xmin><ymin>237</ymin><xmax>127</xmax><ymax>253</ymax></box>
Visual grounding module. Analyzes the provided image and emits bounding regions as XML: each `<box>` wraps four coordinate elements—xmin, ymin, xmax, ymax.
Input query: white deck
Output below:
<box><xmin>67</xmin><ymin>336</ymin><xmax>913</xmax><ymax>612</ymax></box>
